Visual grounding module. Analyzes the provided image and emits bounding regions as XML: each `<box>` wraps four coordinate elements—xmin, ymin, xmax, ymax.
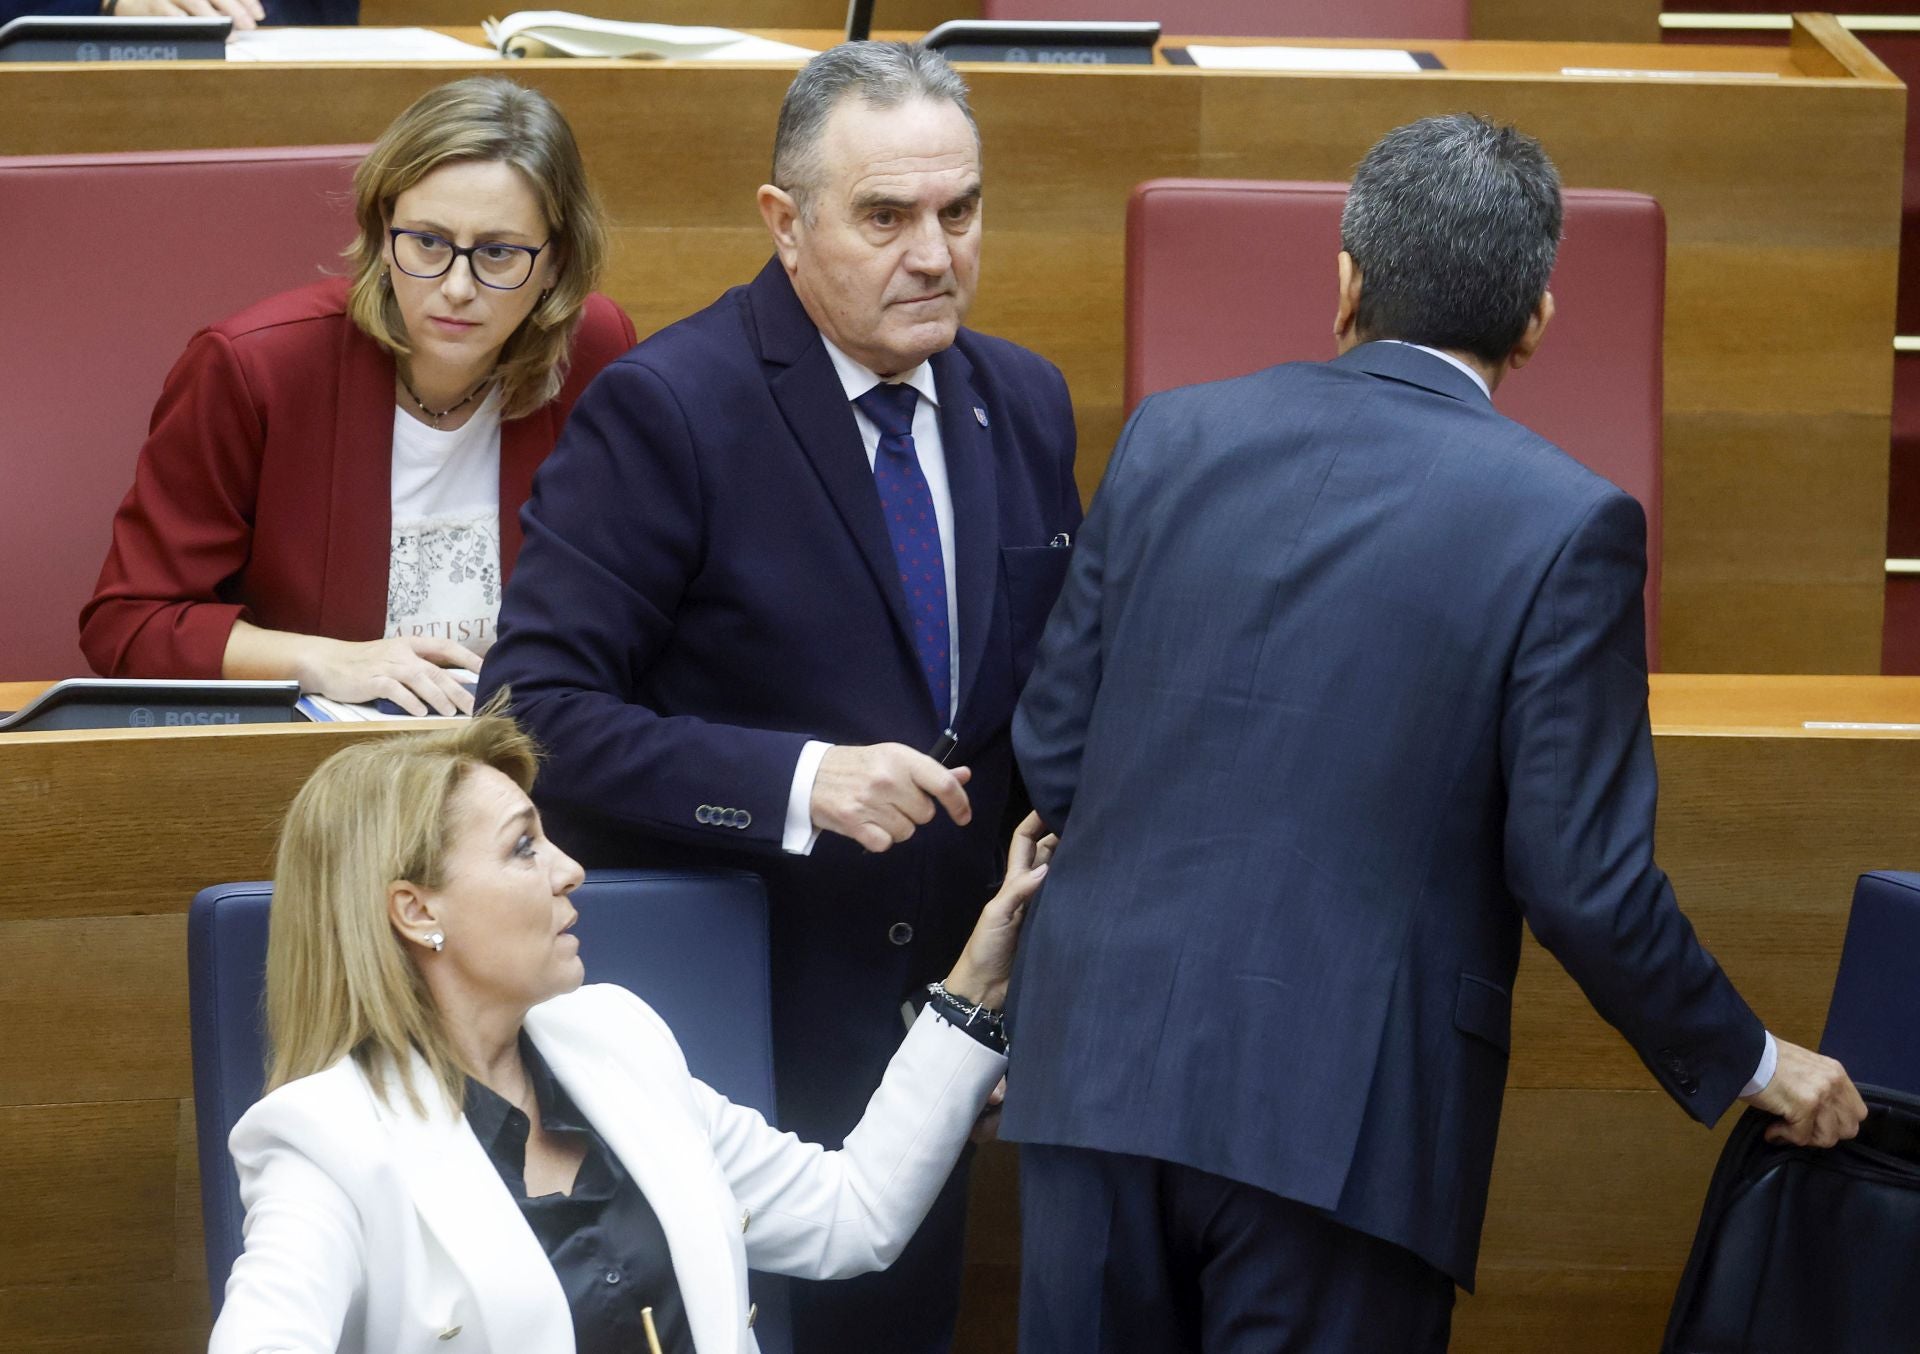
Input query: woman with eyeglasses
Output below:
<box><xmin>82</xmin><ymin>78</ymin><xmax>635</xmax><ymax>716</ymax></box>
<box><xmin>209</xmin><ymin>710</ymin><xmax>1050</xmax><ymax>1354</ymax></box>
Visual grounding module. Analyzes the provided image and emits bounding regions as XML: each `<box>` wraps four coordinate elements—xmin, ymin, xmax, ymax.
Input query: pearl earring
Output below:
<box><xmin>427</xmin><ymin>931</ymin><xmax>445</xmax><ymax>952</ymax></box>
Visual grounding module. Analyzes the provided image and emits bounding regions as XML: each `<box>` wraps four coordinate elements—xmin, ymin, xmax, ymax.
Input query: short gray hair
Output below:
<box><xmin>1339</xmin><ymin>113</ymin><xmax>1563</xmax><ymax>364</ymax></box>
<box><xmin>771</xmin><ymin>40</ymin><xmax>978</xmax><ymax>221</ymax></box>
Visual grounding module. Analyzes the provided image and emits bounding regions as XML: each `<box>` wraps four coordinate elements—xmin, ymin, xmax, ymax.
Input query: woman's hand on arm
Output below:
<box><xmin>941</xmin><ymin>811</ymin><xmax>1057</xmax><ymax>1013</ymax></box>
<box><xmin>223</xmin><ymin>620</ymin><xmax>482</xmax><ymax>715</ymax></box>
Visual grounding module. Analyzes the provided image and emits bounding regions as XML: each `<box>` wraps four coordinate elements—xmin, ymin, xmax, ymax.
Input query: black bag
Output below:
<box><xmin>1663</xmin><ymin>1084</ymin><xmax>1920</xmax><ymax>1353</ymax></box>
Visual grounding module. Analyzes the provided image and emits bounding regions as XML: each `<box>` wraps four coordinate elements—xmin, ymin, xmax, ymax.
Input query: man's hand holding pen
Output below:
<box><xmin>809</xmin><ymin>740</ymin><xmax>973</xmax><ymax>853</ymax></box>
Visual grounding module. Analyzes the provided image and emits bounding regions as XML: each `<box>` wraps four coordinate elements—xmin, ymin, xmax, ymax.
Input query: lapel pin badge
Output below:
<box><xmin>972</xmin><ymin>406</ymin><xmax>989</xmax><ymax>428</ymax></box>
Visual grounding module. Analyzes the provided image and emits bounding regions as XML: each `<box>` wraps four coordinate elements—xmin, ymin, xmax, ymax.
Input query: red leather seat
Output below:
<box><xmin>0</xmin><ymin>145</ymin><xmax>367</xmax><ymax>682</ymax></box>
<box><xmin>1125</xmin><ymin>178</ymin><xmax>1665</xmax><ymax>668</ymax></box>
<box><xmin>979</xmin><ymin>0</ymin><xmax>1468</xmax><ymax>40</ymax></box>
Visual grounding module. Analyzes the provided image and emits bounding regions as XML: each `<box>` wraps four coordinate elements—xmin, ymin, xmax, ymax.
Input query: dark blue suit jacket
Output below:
<box><xmin>1002</xmin><ymin>342</ymin><xmax>1763</xmax><ymax>1288</ymax></box>
<box><xmin>481</xmin><ymin>258</ymin><xmax>1080</xmax><ymax>1141</ymax></box>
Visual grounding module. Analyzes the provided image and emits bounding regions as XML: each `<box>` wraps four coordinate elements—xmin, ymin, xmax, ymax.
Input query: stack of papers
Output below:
<box><xmin>297</xmin><ymin>669</ymin><xmax>477</xmax><ymax>722</ymax></box>
<box><xmin>224</xmin><ymin>15</ymin><xmax>815</xmax><ymax>63</ymax></box>
<box><xmin>1182</xmin><ymin>44</ymin><xmax>1426</xmax><ymax>73</ymax></box>
<box><xmin>298</xmin><ymin>693</ymin><xmax>471</xmax><ymax>722</ymax></box>
<box><xmin>482</xmin><ymin>11</ymin><xmax>814</xmax><ymax>61</ymax></box>
<box><xmin>228</xmin><ymin>26</ymin><xmax>497</xmax><ymax>60</ymax></box>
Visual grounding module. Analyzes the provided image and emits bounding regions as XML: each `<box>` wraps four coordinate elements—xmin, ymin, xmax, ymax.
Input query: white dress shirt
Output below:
<box><xmin>1385</xmin><ymin>341</ymin><xmax>1492</xmax><ymax>401</ymax></box>
<box><xmin>781</xmin><ymin>337</ymin><xmax>961</xmax><ymax>854</ymax></box>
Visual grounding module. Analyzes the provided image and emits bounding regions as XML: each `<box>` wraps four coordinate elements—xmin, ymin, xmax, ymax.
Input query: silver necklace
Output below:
<box><xmin>399</xmin><ymin>373</ymin><xmax>491</xmax><ymax>429</ymax></box>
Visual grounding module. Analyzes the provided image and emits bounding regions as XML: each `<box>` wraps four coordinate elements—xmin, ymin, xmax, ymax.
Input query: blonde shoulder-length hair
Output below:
<box><xmin>266</xmin><ymin>708</ymin><xmax>540</xmax><ymax>1114</ymax></box>
<box><xmin>345</xmin><ymin>77</ymin><xmax>608</xmax><ymax>420</ymax></box>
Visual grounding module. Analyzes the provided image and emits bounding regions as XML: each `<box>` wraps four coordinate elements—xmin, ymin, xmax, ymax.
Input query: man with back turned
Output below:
<box><xmin>1002</xmin><ymin>113</ymin><xmax>1864</xmax><ymax>1352</ymax></box>
<box><xmin>482</xmin><ymin>40</ymin><xmax>1080</xmax><ymax>1354</ymax></box>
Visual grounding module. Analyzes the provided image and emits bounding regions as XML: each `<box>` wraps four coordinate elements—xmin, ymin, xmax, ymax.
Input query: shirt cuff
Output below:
<box><xmin>1739</xmin><ymin>1030</ymin><xmax>1779</xmax><ymax>1100</ymax></box>
<box><xmin>782</xmin><ymin>740</ymin><xmax>831</xmax><ymax>855</ymax></box>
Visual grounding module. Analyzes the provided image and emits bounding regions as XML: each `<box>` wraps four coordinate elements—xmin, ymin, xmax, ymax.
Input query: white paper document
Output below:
<box><xmin>1560</xmin><ymin>66</ymin><xmax>1780</xmax><ymax>80</ymax></box>
<box><xmin>483</xmin><ymin>11</ymin><xmax>813</xmax><ymax>60</ymax></box>
<box><xmin>227</xmin><ymin>26</ymin><xmax>498</xmax><ymax>60</ymax></box>
<box><xmin>1183</xmin><ymin>44</ymin><xmax>1424</xmax><ymax>73</ymax></box>
<box><xmin>1803</xmin><ymin>720</ymin><xmax>1920</xmax><ymax>731</ymax></box>
<box><xmin>297</xmin><ymin>693</ymin><xmax>472</xmax><ymax>722</ymax></box>
<box><xmin>296</xmin><ymin>668</ymin><xmax>476</xmax><ymax>722</ymax></box>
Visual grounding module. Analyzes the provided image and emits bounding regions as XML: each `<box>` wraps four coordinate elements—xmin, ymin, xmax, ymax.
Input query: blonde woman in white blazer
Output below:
<box><xmin>210</xmin><ymin>710</ymin><xmax>1051</xmax><ymax>1354</ymax></box>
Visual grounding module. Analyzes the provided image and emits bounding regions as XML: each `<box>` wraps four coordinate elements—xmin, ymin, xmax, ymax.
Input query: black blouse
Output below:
<box><xmin>463</xmin><ymin>1037</ymin><xmax>693</xmax><ymax>1354</ymax></box>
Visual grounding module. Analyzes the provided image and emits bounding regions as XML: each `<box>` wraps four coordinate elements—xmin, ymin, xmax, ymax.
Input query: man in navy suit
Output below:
<box><xmin>1002</xmin><ymin>114</ymin><xmax>1863</xmax><ymax>1353</ymax></box>
<box><xmin>481</xmin><ymin>41</ymin><xmax>1080</xmax><ymax>1354</ymax></box>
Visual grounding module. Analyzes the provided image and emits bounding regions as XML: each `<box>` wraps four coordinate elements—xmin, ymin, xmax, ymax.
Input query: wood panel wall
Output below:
<box><xmin>1473</xmin><ymin>0</ymin><xmax>1657</xmax><ymax>42</ymax></box>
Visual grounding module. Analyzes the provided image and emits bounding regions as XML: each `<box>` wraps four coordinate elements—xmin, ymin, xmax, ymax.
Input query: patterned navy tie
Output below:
<box><xmin>855</xmin><ymin>381</ymin><xmax>950</xmax><ymax>719</ymax></box>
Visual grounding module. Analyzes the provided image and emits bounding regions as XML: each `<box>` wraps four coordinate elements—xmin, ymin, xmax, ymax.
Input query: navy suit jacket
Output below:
<box><xmin>1002</xmin><ymin>342</ymin><xmax>1763</xmax><ymax>1288</ymax></box>
<box><xmin>481</xmin><ymin>258</ymin><xmax>1080</xmax><ymax>1141</ymax></box>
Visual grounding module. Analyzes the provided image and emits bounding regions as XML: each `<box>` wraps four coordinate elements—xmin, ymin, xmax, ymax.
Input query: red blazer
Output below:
<box><xmin>80</xmin><ymin>277</ymin><xmax>636</xmax><ymax>678</ymax></box>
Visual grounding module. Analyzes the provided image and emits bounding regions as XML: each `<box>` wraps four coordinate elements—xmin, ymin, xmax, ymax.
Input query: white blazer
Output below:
<box><xmin>209</xmin><ymin>984</ymin><xmax>1005</xmax><ymax>1354</ymax></box>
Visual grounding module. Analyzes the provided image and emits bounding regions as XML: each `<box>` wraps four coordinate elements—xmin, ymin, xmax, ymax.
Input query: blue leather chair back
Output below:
<box><xmin>189</xmin><ymin>867</ymin><xmax>791</xmax><ymax>1353</ymax></box>
<box><xmin>1820</xmin><ymin>871</ymin><xmax>1920</xmax><ymax>1096</ymax></box>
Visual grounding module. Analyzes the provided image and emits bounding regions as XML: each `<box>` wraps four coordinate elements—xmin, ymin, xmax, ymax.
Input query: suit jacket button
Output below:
<box><xmin>438</xmin><ymin>1328</ymin><xmax>462</xmax><ymax>1341</ymax></box>
<box><xmin>748</xmin><ymin>1302</ymin><xmax>759</xmax><ymax>1329</ymax></box>
<box><xmin>741</xmin><ymin>1207</ymin><xmax>752</xmax><ymax>1232</ymax></box>
<box><xmin>696</xmin><ymin>805</ymin><xmax>712</xmax><ymax>824</ymax></box>
<box><xmin>889</xmin><ymin>922</ymin><xmax>914</xmax><ymax>945</ymax></box>
<box><xmin>736</xmin><ymin>809</ymin><xmax>752</xmax><ymax>829</ymax></box>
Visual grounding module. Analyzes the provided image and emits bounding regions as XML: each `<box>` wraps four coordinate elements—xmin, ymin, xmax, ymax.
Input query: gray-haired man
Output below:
<box><xmin>482</xmin><ymin>40</ymin><xmax>1081</xmax><ymax>1354</ymax></box>
<box><xmin>1001</xmin><ymin>114</ymin><xmax>1863</xmax><ymax>1352</ymax></box>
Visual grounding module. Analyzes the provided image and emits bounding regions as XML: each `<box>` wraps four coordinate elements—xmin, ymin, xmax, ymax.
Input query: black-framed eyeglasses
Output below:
<box><xmin>388</xmin><ymin>228</ymin><xmax>549</xmax><ymax>291</ymax></box>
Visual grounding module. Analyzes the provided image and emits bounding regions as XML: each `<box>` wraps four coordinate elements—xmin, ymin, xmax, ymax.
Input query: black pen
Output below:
<box><xmin>928</xmin><ymin>727</ymin><xmax>958</xmax><ymax>765</ymax></box>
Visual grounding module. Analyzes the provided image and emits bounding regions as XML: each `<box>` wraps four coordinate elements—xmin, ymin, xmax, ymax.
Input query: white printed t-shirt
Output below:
<box><xmin>385</xmin><ymin>388</ymin><xmax>503</xmax><ymax>655</ymax></box>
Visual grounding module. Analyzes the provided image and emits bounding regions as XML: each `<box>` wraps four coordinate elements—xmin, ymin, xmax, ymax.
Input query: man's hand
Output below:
<box><xmin>810</xmin><ymin>743</ymin><xmax>972</xmax><ymax>852</ymax></box>
<box><xmin>113</xmin><ymin>0</ymin><xmax>265</xmax><ymax>28</ymax></box>
<box><xmin>1743</xmin><ymin>1038</ymin><xmax>1868</xmax><ymax>1148</ymax></box>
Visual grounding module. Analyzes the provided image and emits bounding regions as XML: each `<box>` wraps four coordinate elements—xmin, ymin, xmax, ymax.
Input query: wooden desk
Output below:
<box><xmin>3</xmin><ymin>673</ymin><xmax>1917</xmax><ymax>1353</ymax></box>
<box><xmin>0</xmin><ymin>16</ymin><xmax>1902</xmax><ymax>673</ymax></box>
<box><xmin>349</xmin><ymin>0</ymin><xmax>1659</xmax><ymax>44</ymax></box>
